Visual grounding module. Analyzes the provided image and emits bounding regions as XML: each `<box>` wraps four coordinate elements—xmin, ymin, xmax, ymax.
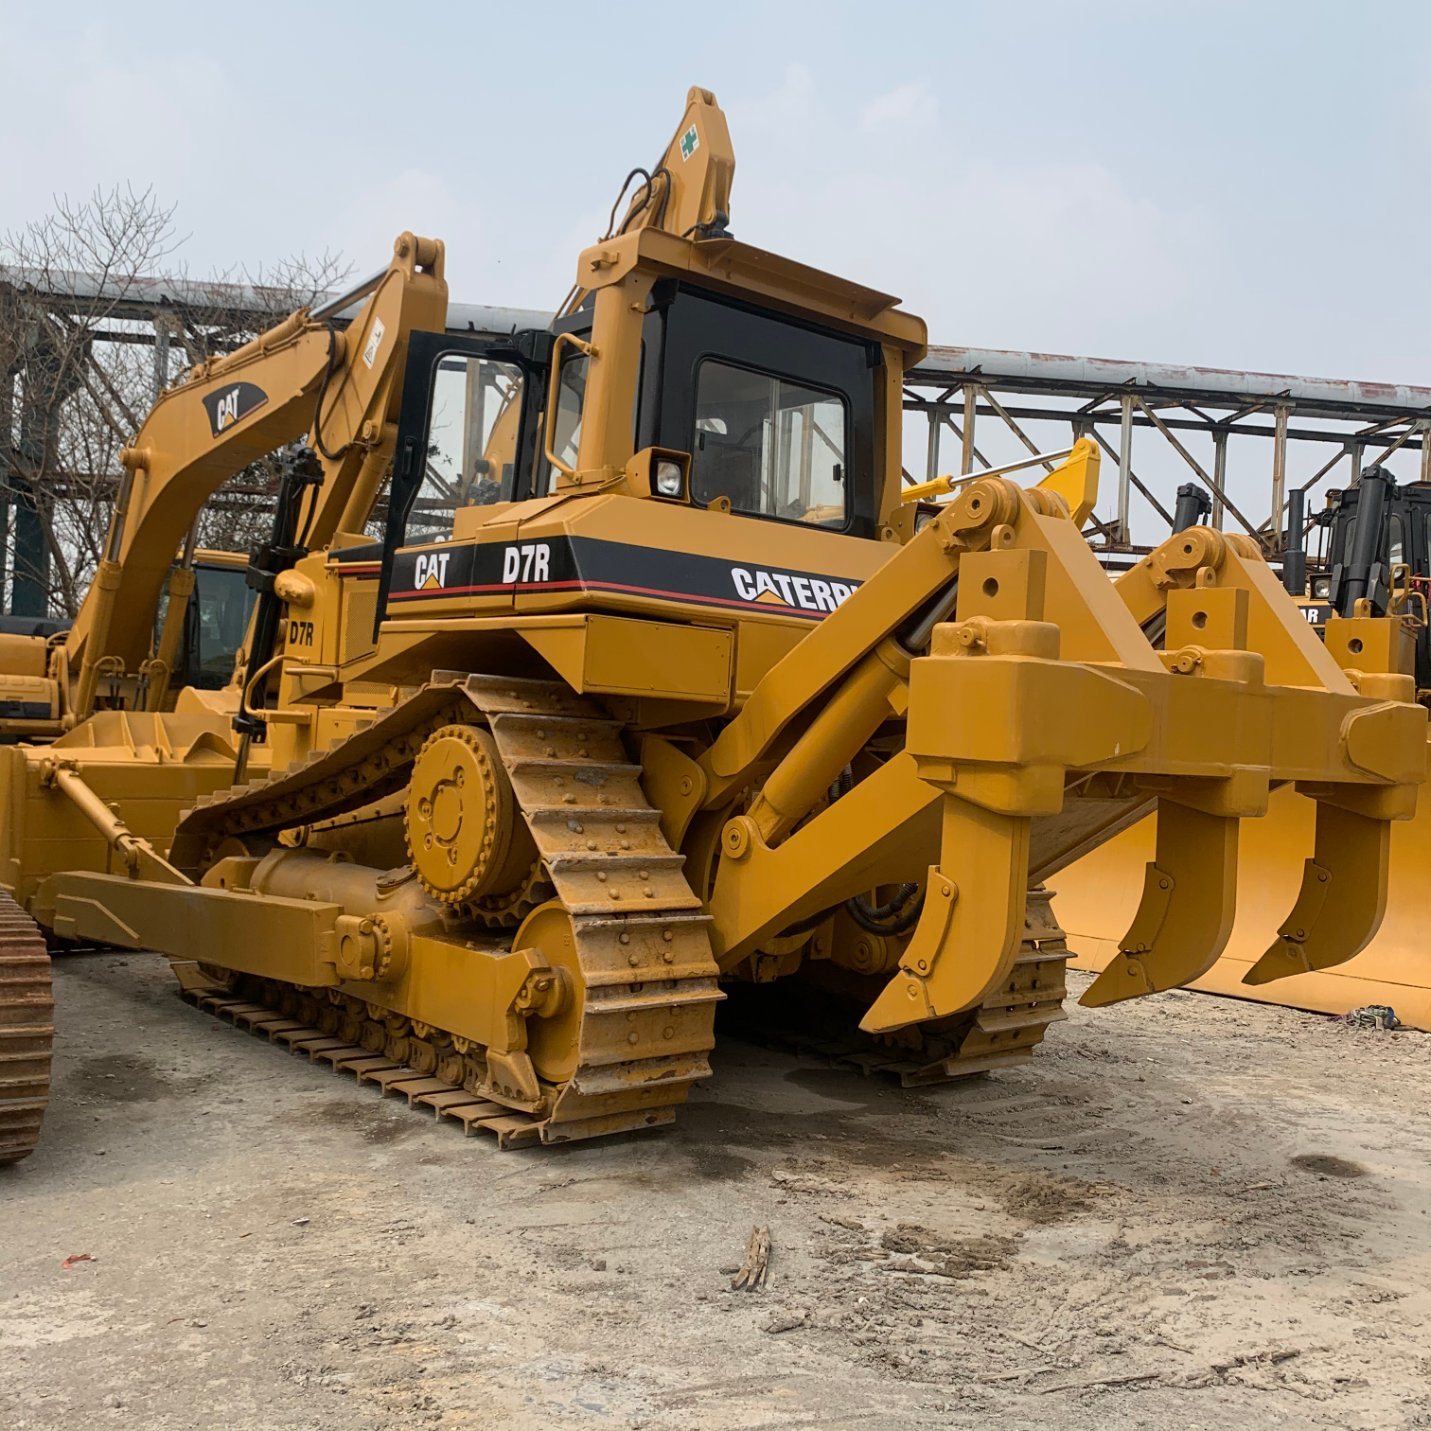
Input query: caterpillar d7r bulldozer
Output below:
<box><xmin>1059</xmin><ymin>464</ymin><xmax>1431</xmax><ymax>1027</ymax></box>
<box><xmin>4</xmin><ymin>87</ymin><xmax>1426</xmax><ymax>1160</ymax></box>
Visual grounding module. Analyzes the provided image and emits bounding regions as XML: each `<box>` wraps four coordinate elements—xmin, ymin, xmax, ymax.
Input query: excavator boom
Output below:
<box><xmin>6</xmin><ymin>231</ymin><xmax>446</xmax><ymax>734</ymax></box>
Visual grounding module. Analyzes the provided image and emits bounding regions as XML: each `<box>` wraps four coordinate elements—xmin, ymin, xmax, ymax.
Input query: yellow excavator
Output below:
<box><xmin>0</xmin><ymin>233</ymin><xmax>447</xmax><ymax>1161</ymax></box>
<box><xmin>1059</xmin><ymin>465</ymin><xmax>1431</xmax><ymax>1028</ymax></box>
<box><xmin>0</xmin><ymin>238</ymin><xmax>447</xmax><ymax>744</ymax></box>
<box><xmin>0</xmin><ymin>549</ymin><xmax>255</xmax><ymax>740</ymax></box>
<box><xmin>1</xmin><ymin>88</ymin><xmax>1424</xmax><ymax>1161</ymax></box>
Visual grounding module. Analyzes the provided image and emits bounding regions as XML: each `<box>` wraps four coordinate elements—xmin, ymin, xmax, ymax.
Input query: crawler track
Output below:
<box><xmin>175</xmin><ymin>963</ymin><xmax>560</xmax><ymax>1149</ymax></box>
<box><xmin>175</xmin><ymin>887</ymin><xmax>1068</xmax><ymax>1146</ymax></box>
<box><xmin>0</xmin><ymin>892</ymin><xmax>53</xmax><ymax>1165</ymax></box>
<box><xmin>165</xmin><ymin>678</ymin><xmax>1069</xmax><ymax>1142</ymax></box>
<box><xmin>723</xmin><ymin>888</ymin><xmax>1070</xmax><ymax>1085</ymax></box>
<box><xmin>170</xmin><ymin>676</ymin><xmax>723</xmax><ymax>1145</ymax></box>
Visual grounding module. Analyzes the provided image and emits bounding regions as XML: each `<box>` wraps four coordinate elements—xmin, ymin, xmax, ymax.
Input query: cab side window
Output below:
<box><xmin>691</xmin><ymin>360</ymin><xmax>847</xmax><ymax>528</ymax></box>
<box><xmin>541</xmin><ymin>350</ymin><xmax>588</xmax><ymax>495</ymax></box>
<box><xmin>413</xmin><ymin>354</ymin><xmax>524</xmax><ymax>539</ymax></box>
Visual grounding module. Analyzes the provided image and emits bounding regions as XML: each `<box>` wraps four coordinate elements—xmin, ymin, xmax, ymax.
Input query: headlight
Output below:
<box><xmin>1310</xmin><ymin>575</ymin><xmax>1332</xmax><ymax>599</ymax></box>
<box><xmin>655</xmin><ymin>459</ymin><xmax>684</xmax><ymax>497</ymax></box>
<box><xmin>631</xmin><ymin>446</ymin><xmax>690</xmax><ymax>500</ymax></box>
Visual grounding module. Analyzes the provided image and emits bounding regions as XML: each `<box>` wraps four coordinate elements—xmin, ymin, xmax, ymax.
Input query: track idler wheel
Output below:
<box><xmin>511</xmin><ymin>901</ymin><xmax>583</xmax><ymax>1085</ymax></box>
<box><xmin>405</xmin><ymin>724</ymin><xmax>538</xmax><ymax>907</ymax></box>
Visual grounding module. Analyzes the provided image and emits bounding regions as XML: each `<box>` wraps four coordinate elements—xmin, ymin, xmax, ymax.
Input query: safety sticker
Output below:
<box><xmin>362</xmin><ymin>317</ymin><xmax>386</xmax><ymax>369</ymax></box>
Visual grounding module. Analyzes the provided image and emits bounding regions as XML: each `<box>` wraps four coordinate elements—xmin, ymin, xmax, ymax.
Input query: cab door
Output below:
<box><xmin>377</xmin><ymin>330</ymin><xmax>550</xmax><ymax>627</ymax></box>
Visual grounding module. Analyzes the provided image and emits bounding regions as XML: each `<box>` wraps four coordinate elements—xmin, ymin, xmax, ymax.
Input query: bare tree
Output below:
<box><xmin>167</xmin><ymin>248</ymin><xmax>352</xmax><ymax>559</ymax></box>
<box><xmin>0</xmin><ymin>188</ymin><xmax>351</xmax><ymax>619</ymax></box>
<box><xmin>0</xmin><ymin>185</ymin><xmax>180</xmax><ymax>617</ymax></box>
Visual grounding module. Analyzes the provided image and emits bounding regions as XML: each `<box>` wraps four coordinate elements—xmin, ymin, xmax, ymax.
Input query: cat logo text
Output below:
<box><xmin>201</xmin><ymin>381</ymin><xmax>269</xmax><ymax>439</ymax></box>
<box><xmin>414</xmin><ymin>551</ymin><xmax>451</xmax><ymax>590</ymax></box>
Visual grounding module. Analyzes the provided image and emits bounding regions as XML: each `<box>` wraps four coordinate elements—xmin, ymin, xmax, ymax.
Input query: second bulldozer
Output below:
<box><xmin>6</xmin><ymin>88</ymin><xmax>1426</xmax><ymax>1155</ymax></box>
<box><xmin>1060</xmin><ymin>464</ymin><xmax>1431</xmax><ymax>1027</ymax></box>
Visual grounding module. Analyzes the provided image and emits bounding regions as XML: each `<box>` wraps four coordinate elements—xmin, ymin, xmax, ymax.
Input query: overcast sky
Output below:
<box><xmin>2</xmin><ymin>0</ymin><xmax>1427</xmax><ymax>385</ymax></box>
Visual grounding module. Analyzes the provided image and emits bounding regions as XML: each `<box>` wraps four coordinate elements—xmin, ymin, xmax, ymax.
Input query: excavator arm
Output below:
<box><xmin>59</xmin><ymin>232</ymin><xmax>447</xmax><ymax>724</ymax></box>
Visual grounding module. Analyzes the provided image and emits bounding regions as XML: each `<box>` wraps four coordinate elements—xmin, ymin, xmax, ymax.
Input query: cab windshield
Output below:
<box><xmin>691</xmin><ymin>359</ymin><xmax>847</xmax><ymax>527</ymax></box>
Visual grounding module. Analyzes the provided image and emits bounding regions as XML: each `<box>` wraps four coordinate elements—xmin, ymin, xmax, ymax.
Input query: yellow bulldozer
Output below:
<box><xmin>1</xmin><ymin>87</ymin><xmax>1424</xmax><ymax>1161</ymax></box>
<box><xmin>1059</xmin><ymin>464</ymin><xmax>1431</xmax><ymax>1028</ymax></box>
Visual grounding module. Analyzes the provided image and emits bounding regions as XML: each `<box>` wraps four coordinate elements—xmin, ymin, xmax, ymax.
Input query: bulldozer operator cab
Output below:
<box><xmin>392</xmin><ymin>286</ymin><xmax>880</xmax><ymax>530</ymax></box>
<box><xmin>377</xmin><ymin>268</ymin><xmax>902</xmax><ymax>639</ymax></box>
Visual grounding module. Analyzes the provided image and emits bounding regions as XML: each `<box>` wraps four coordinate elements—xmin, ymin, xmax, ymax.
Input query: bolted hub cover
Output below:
<box><xmin>405</xmin><ymin>723</ymin><xmax>534</xmax><ymax>905</ymax></box>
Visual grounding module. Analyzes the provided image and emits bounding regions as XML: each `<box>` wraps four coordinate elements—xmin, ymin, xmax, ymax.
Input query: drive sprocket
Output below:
<box><xmin>404</xmin><ymin>722</ymin><xmax>537</xmax><ymax>907</ymax></box>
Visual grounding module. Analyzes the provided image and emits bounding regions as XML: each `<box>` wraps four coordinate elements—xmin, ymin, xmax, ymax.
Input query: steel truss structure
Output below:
<box><xmin>5</xmin><ymin>263</ymin><xmax>1430</xmax><ymax>613</ymax></box>
<box><xmin>905</xmin><ymin>347</ymin><xmax>1431</xmax><ymax>560</ymax></box>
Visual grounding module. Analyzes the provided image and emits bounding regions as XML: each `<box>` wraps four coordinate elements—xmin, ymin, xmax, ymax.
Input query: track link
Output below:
<box><xmin>168</xmin><ymin>676</ymin><xmax>722</xmax><ymax>1146</ymax></box>
<box><xmin>0</xmin><ymin>891</ymin><xmax>53</xmax><ymax>1165</ymax></box>
<box><xmin>725</xmin><ymin>888</ymin><xmax>1069</xmax><ymax>1086</ymax></box>
<box><xmin>175</xmin><ymin>963</ymin><xmax>554</xmax><ymax>1149</ymax></box>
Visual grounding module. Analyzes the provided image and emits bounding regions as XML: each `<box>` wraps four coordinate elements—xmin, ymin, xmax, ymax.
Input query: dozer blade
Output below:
<box><xmin>860</xmin><ymin>801</ymin><xmax>1030</xmax><ymax>1034</ymax></box>
<box><xmin>1080</xmin><ymin>800</ymin><xmax>1239</xmax><ymax>1007</ymax></box>
<box><xmin>1058</xmin><ymin>785</ymin><xmax>1431</xmax><ymax>1028</ymax></box>
<box><xmin>1242</xmin><ymin>801</ymin><xmax>1390</xmax><ymax>986</ymax></box>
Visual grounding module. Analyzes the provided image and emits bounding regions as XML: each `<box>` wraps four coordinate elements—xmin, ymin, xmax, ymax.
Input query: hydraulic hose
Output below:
<box><xmin>828</xmin><ymin>765</ymin><xmax>926</xmax><ymax>936</ymax></box>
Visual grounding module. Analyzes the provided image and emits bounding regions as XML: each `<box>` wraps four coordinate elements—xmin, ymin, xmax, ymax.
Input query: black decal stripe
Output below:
<box><xmin>202</xmin><ymin>381</ymin><xmax>270</xmax><ymax>439</ymax></box>
<box><xmin>383</xmin><ymin>535</ymin><xmax>862</xmax><ymax>623</ymax></box>
<box><xmin>389</xmin><ymin>577</ymin><xmax>827</xmax><ymax>620</ymax></box>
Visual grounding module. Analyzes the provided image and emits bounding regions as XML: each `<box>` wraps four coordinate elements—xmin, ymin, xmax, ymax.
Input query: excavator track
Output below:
<box><xmin>0</xmin><ymin>891</ymin><xmax>54</xmax><ymax>1165</ymax></box>
<box><xmin>723</xmin><ymin>888</ymin><xmax>1069</xmax><ymax>1086</ymax></box>
<box><xmin>169</xmin><ymin>676</ymin><xmax>722</xmax><ymax>1146</ymax></box>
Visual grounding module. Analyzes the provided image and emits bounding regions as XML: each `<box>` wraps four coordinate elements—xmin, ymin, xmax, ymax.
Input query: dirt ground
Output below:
<box><xmin>3</xmin><ymin>953</ymin><xmax>1430</xmax><ymax>1431</ymax></box>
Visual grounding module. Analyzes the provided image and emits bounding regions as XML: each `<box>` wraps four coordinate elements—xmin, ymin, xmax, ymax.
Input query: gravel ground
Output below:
<box><xmin>3</xmin><ymin>951</ymin><xmax>1430</xmax><ymax>1430</ymax></box>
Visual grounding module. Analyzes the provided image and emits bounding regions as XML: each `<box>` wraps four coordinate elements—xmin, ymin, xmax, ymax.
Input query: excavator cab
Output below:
<box><xmin>157</xmin><ymin>552</ymin><xmax>256</xmax><ymax>693</ymax></box>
